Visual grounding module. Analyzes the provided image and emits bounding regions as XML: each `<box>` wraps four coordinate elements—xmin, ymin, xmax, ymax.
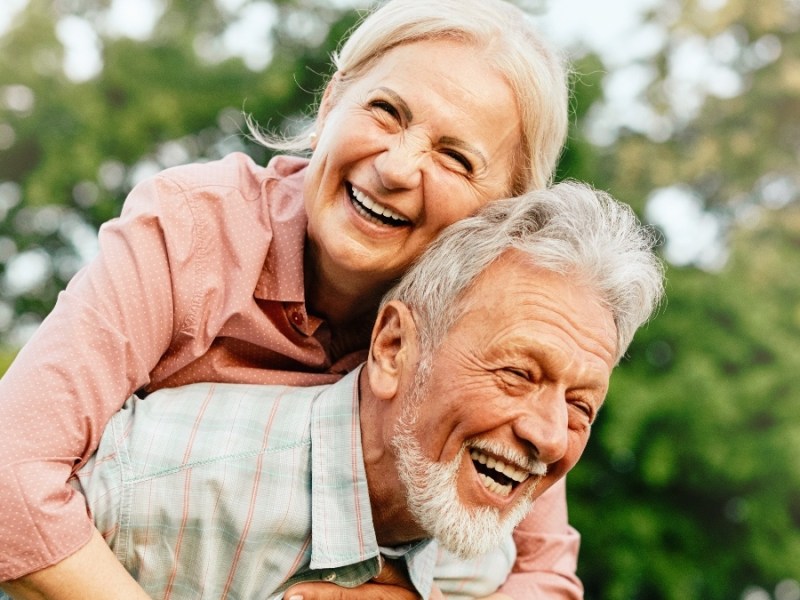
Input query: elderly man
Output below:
<box><xmin>65</xmin><ymin>182</ymin><xmax>663</xmax><ymax>600</ymax></box>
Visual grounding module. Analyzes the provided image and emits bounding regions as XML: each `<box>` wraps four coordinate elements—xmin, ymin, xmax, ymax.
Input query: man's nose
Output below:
<box><xmin>513</xmin><ymin>390</ymin><xmax>570</xmax><ymax>465</ymax></box>
<box><xmin>374</xmin><ymin>138</ymin><xmax>424</xmax><ymax>190</ymax></box>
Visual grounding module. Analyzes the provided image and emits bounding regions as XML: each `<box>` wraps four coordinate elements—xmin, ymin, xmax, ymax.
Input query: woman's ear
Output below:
<box><xmin>312</xmin><ymin>73</ymin><xmax>342</xmax><ymax>147</ymax></box>
<box><xmin>366</xmin><ymin>301</ymin><xmax>418</xmax><ymax>401</ymax></box>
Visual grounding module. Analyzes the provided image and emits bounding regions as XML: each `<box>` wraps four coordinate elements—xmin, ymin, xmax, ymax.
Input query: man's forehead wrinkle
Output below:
<box><xmin>497</xmin><ymin>332</ymin><xmax>606</xmax><ymax>384</ymax></box>
<box><xmin>454</xmin><ymin>295</ymin><xmax>616</xmax><ymax>387</ymax></box>
<box><xmin>518</xmin><ymin>287</ymin><xmax>617</xmax><ymax>362</ymax></box>
<box><xmin>452</xmin><ymin>312</ymin><xmax>611</xmax><ymax>390</ymax></box>
<box><xmin>446</xmin><ymin>254</ymin><xmax>617</xmax><ymax>368</ymax></box>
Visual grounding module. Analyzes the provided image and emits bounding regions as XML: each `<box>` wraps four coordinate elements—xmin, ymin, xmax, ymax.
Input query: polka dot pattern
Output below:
<box><xmin>0</xmin><ymin>154</ymin><xmax>362</xmax><ymax>579</ymax></box>
<box><xmin>0</xmin><ymin>153</ymin><xmax>575</xmax><ymax>592</ymax></box>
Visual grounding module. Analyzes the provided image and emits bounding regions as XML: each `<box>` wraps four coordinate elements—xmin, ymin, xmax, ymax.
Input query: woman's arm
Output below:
<box><xmin>0</xmin><ymin>531</ymin><xmax>150</xmax><ymax>600</ymax></box>
<box><xmin>292</xmin><ymin>483</ymin><xmax>579</xmax><ymax>600</ymax></box>
<box><xmin>0</xmin><ymin>175</ymin><xmax>189</xmax><ymax>583</ymax></box>
<box><xmin>498</xmin><ymin>478</ymin><xmax>584</xmax><ymax>600</ymax></box>
<box><xmin>0</xmin><ymin>154</ymin><xmax>293</xmax><ymax>589</ymax></box>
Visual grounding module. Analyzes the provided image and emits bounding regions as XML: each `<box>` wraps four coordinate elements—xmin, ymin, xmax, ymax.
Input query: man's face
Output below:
<box><xmin>391</xmin><ymin>251</ymin><xmax>617</xmax><ymax>558</ymax></box>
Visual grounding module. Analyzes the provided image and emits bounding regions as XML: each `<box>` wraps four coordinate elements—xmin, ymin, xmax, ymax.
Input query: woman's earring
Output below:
<box><xmin>309</xmin><ymin>132</ymin><xmax>317</xmax><ymax>144</ymax></box>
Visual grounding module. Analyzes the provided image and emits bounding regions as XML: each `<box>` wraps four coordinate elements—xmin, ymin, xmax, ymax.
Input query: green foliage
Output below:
<box><xmin>0</xmin><ymin>0</ymin><xmax>353</xmax><ymax>336</ymax></box>
<box><xmin>555</xmin><ymin>54</ymin><xmax>606</xmax><ymax>184</ymax></box>
<box><xmin>0</xmin><ymin>347</ymin><xmax>17</xmax><ymax>374</ymax></box>
<box><xmin>572</xmin><ymin>228</ymin><xmax>800</xmax><ymax>597</ymax></box>
<box><xmin>561</xmin><ymin>1</ymin><xmax>800</xmax><ymax>596</ymax></box>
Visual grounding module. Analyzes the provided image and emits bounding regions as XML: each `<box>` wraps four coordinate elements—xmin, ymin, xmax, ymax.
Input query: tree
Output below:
<box><xmin>0</xmin><ymin>0</ymin><xmax>357</xmax><ymax>344</ymax></box>
<box><xmin>558</xmin><ymin>0</ymin><xmax>800</xmax><ymax>597</ymax></box>
<box><xmin>570</xmin><ymin>203</ymin><xmax>800</xmax><ymax>599</ymax></box>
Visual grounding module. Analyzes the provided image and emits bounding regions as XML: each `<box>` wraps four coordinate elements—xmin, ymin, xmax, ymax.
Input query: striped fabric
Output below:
<box><xmin>72</xmin><ymin>368</ymin><xmax>436</xmax><ymax>600</ymax></box>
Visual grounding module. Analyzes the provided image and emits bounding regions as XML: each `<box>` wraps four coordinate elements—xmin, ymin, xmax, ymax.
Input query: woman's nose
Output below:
<box><xmin>374</xmin><ymin>139</ymin><xmax>424</xmax><ymax>190</ymax></box>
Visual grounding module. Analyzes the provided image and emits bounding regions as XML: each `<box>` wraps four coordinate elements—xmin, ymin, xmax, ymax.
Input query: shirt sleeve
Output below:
<box><xmin>0</xmin><ymin>174</ymin><xmax>198</xmax><ymax>581</ymax></box>
<box><xmin>497</xmin><ymin>477</ymin><xmax>584</xmax><ymax>599</ymax></box>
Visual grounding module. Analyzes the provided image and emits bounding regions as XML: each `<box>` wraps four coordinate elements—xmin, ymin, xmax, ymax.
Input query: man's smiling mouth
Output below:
<box><xmin>348</xmin><ymin>184</ymin><xmax>411</xmax><ymax>227</ymax></box>
<box><xmin>469</xmin><ymin>448</ymin><xmax>536</xmax><ymax>498</ymax></box>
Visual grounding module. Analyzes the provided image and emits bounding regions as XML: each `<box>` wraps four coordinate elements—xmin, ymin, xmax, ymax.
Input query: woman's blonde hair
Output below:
<box><xmin>250</xmin><ymin>0</ymin><xmax>570</xmax><ymax>193</ymax></box>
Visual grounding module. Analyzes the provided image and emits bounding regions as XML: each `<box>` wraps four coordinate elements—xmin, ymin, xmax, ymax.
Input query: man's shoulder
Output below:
<box><xmin>117</xmin><ymin>382</ymin><xmax>324</xmax><ymax>473</ymax></box>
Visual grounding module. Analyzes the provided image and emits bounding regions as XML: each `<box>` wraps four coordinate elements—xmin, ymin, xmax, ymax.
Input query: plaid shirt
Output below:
<box><xmin>71</xmin><ymin>368</ymin><xmax>438</xmax><ymax>600</ymax></box>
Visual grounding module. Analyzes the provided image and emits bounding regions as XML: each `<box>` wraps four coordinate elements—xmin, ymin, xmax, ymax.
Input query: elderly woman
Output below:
<box><xmin>0</xmin><ymin>0</ymin><xmax>576</xmax><ymax>598</ymax></box>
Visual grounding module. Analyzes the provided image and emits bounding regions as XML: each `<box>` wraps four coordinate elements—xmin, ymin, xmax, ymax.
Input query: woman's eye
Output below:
<box><xmin>370</xmin><ymin>100</ymin><xmax>401</xmax><ymax>121</ymax></box>
<box><xmin>442</xmin><ymin>149</ymin><xmax>473</xmax><ymax>174</ymax></box>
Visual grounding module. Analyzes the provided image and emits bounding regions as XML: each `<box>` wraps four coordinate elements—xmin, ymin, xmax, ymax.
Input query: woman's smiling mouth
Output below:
<box><xmin>348</xmin><ymin>184</ymin><xmax>411</xmax><ymax>227</ymax></box>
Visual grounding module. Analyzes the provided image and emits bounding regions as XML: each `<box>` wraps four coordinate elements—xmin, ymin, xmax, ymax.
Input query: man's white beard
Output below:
<box><xmin>390</xmin><ymin>362</ymin><xmax>537</xmax><ymax>560</ymax></box>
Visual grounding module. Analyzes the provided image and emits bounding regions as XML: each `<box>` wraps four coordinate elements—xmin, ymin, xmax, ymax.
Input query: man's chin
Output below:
<box><xmin>430</xmin><ymin>494</ymin><xmax>535</xmax><ymax>560</ymax></box>
<box><xmin>394</xmin><ymin>430</ymin><xmax>537</xmax><ymax>559</ymax></box>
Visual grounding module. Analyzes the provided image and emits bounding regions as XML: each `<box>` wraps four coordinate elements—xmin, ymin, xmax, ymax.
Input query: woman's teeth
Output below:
<box><xmin>470</xmin><ymin>448</ymin><xmax>531</xmax><ymax>498</ymax></box>
<box><xmin>350</xmin><ymin>187</ymin><xmax>409</xmax><ymax>225</ymax></box>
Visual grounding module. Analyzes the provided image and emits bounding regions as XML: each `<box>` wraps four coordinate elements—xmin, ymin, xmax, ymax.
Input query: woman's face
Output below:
<box><xmin>303</xmin><ymin>38</ymin><xmax>522</xmax><ymax>289</ymax></box>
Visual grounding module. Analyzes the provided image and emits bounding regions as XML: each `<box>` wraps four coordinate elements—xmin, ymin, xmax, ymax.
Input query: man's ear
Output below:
<box><xmin>366</xmin><ymin>301</ymin><xmax>418</xmax><ymax>401</ymax></box>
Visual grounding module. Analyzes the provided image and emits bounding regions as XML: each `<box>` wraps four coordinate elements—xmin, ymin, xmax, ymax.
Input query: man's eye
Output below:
<box><xmin>504</xmin><ymin>367</ymin><xmax>529</xmax><ymax>381</ymax></box>
<box><xmin>495</xmin><ymin>368</ymin><xmax>531</xmax><ymax>394</ymax></box>
<box><xmin>570</xmin><ymin>400</ymin><xmax>595</xmax><ymax>422</ymax></box>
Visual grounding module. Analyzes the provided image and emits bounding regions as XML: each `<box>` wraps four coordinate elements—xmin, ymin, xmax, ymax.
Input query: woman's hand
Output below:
<box><xmin>283</xmin><ymin>558</ymin><xmax>445</xmax><ymax>600</ymax></box>
<box><xmin>283</xmin><ymin>582</ymin><xmax>429</xmax><ymax>600</ymax></box>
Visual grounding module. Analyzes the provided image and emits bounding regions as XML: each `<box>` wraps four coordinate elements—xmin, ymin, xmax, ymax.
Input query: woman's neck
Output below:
<box><xmin>303</xmin><ymin>242</ymin><xmax>391</xmax><ymax>330</ymax></box>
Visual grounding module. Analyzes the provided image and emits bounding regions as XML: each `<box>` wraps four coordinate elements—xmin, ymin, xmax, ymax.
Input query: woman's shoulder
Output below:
<box><xmin>152</xmin><ymin>152</ymin><xmax>309</xmax><ymax>199</ymax></box>
<box><xmin>119</xmin><ymin>153</ymin><xmax>310</xmax><ymax>227</ymax></box>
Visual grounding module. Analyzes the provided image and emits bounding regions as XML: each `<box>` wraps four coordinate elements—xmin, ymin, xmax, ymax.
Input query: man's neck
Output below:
<box><xmin>357</xmin><ymin>369</ymin><xmax>427</xmax><ymax>547</ymax></box>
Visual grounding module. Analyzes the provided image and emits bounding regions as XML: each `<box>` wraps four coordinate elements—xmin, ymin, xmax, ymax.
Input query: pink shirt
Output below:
<box><xmin>0</xmin><ymin>152</ymin><xmax>582</xmax><ymax>597</ymax></box>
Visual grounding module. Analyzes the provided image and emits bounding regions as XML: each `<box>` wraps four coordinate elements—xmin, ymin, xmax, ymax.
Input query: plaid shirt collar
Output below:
<box><xmin>308</xmin><ymin>367</ymin><xmax>437</xmax><ymax>598</ymax></box>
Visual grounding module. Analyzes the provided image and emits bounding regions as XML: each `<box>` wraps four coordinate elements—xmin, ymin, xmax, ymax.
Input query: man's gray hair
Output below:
<box><xmin>382</xmin><ymin>181</ymin><xmax>665</xmax><ymax>363</ymax></box>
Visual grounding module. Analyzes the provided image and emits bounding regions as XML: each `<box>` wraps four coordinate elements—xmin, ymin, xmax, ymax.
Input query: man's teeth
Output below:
<box><xmin>471</xmin><ymin>449</ymin><xmax>532</xmax><ymax>498</ymax></box>
<box><xmin>470</xmin><ymin>449</ymin><xmax>530</xmax><ymax>483</ymax></box>
<box><xmin>351</xmin><ymin>187</ymin><xmax>408</xmax><ymax>223</ymax></box>
<box><xmin>478</xmin><ymin>473</ymin><xmax>512</xmax><ymax>497</ymax></box>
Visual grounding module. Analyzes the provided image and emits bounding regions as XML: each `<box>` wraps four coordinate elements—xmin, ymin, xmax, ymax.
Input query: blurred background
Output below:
<box><xmin>0</xmin><ymin>0</ymin><xmax>798</xmax><ymax>598</ymax></box>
